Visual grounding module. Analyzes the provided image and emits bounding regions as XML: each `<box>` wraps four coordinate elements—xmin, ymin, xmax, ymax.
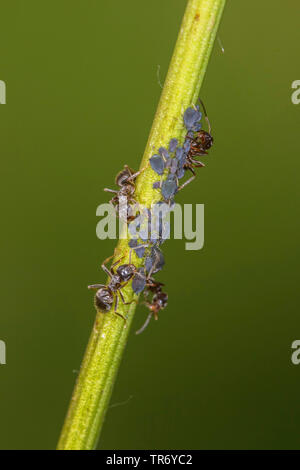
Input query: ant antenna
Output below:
<box><xmin>199</xmin><ymin>99</ymin><xmax>212</xmax><ymax>134</ymax></box>
<box><xmin>136</xmin><ymin>312</ymin><xmax>152</xmax><ymax>335</ymax></box>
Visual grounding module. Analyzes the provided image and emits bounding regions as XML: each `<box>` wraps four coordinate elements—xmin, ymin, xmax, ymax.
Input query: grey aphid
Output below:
<box><xmin>136</xmin><ymin>245</ymin><xmax>146</xmax><ymax>258</ymax></box>
<box><xmin>175</xmin><ymin>146</ymin><xmax>185</xmax><ymax>162</ymax></box>
<box><xmin>161</xmin><ymin>174</ymin><xmax>178</xmax><ymax>201</ymax></box>
<box><xmin>170</xmin><ymin>158</ymin><xmax>178</xmax><ymax>174</ymax></box>
<box><xmin>183</xmin><ymin>107</ymin><xmax>202</xmax><ymax>131</ymax></box>
<box><xmin>183</xmin><ymin>140</ymin><xmax>191</xmax><ymax>153</ymax></box>
<box><xmin>145</xmin><ymin>256</ymin><xmax>153</xmax><ymax>274</ymax></box>
<box><xmin>128</xmin><ymin>238</ymin><xmax>145</xmax><ymax>258</ymax></box>
<box><xmin>150</xmin><ymin>154</ymin><xmax>165</xmax><ymax>175</ymax></box>
<box><xmin>128</xmin><ymin>239</ymin><xmax>138</xmax><ymax>248</ymax></box>
<box><xmin>193</xmin><ymin>123</ymin><xmax>202</xmax><ymax>132</ymax></box>
<box><xmin>168</xmin><ymin>138</ymin><xmax>178</xmax><ymax>153</ymax></box>
<box><xmin>153</xmin><ymin>181</ymin><xmax>161</xmax><ymax>189</ymax></box>
<box><xmin>177</xmin><ymin>166</ymin><xmax>185</xmax><ymax>179</ymax></box>
<box><xmin>165</xmin><ymin>157</ymin><xmax>172</xmax><ymax>169</ymax></box>
<box><xmin>158</xmin><ymin>147</ymin><xmax>169</xmax><ymax>159</ymax></box>
<box><xmin>149</xmin><ymin>201</ymin><xmax>171</xmax><ymax>245</ymax></box>
<box><xmin>145</xmin><ymin>246</ymin><xmax>165</xmax><ymax>275</ymax></box>
<box><xmin>151</xmin><ymin>218</ymin><xmax>170</xmax><ymax>243</ymax></box>
<box><xmin>132</xmin><ymin>268</ymin><xmax>146</xmax><ymax>294</ymax></box>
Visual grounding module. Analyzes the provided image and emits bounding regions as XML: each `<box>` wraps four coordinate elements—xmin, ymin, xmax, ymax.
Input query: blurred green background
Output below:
<box><xmin>0</xmin><ymin>0</ymin><xmax>299</xmax><ymax>450</ymax></box>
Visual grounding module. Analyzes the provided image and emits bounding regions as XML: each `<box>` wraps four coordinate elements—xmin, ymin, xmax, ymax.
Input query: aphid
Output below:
<box><xmin>88</xmin><ymin>251</ymin><xmax>137</xmax><ymax>324</ymax></box>
<box><xmin>169</xmin><ymin>157</ymin><xmax>178</xmax><ymax>175</ymax></box>
<box><xmin>135</xmin><ymin>279</ymin><xmax>168</xmax><ymax>335</ymax></box>
<box><xmin>150</xmin><ymin>154</ymin><xmax>165</xmax><ymax>175</ymax></box>
<box><xmin>183</xmin><ymin>106</ymin><xmax>202</xmax><ymax>131</ymax></box>
<box><xmin>104</xmin><ymin>164</ymin><xmax>145</xmax><ymax>222</ymax></box>
<box><xmin>144</xmin><ymin>245</ymin><xmax>165</xmax><ymax>275</ymax></box>
<box><xmin>128</xmin><ymin>239</ymin><xmax>146</xmax><ymax>258</ymax></box>
<box><xmin>149</xmin><ymin>202</ymin><xmax>171</xmax><ymax>243</ymax></box>
<box><xmin>128</xmin><ymin>207</ymin><xmax>152</xmax><ymax>241</ymax></box>
<box><xmin>158</xmin><ymin>147</ymin><xmax>169</xmax><ymax>159</ymax></box>
<box><xmin>131</xmin><ymin>243</ymin><xmax>165</xmax><ymax>297</ymax></box>
<box><xmin>132</xmin><ymin>267</ymin><xmax>146</xmax><ymax>294</ymax></box>
<box><xmin>161</xmin><ymin>174</ymin><xmax>178</xmax><ymax>201</ymax></box>
<box><xmin>149</xmin><ymin>146</ymin><xmax>170</xmax><ymax>176</ymax></box>
<box><xmin>179</xmin><ymin>100</ymin><xmax>214</xmax><ymax>191</ymax></box>
<box><xmin>168</xmin><ymin>138</ymin><xmax>178</xmax><ymax>153</ymax></box>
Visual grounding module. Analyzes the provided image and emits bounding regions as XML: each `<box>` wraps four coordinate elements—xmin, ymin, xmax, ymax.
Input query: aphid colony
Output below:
<box><xmin>89</xmin><ymin>100</ymin><xmax>213</xmax><ymax>333</ymax></box>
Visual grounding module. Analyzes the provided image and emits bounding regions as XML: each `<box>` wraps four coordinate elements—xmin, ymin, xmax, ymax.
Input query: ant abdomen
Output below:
<box><xmin>94</xmin><ymin>287</ymin><xmax>114</xmax><ymax>312</ymax></box>
<box><xmin>115</xmin><ymin>168</ymin><xmax>133</xmax><ymax>187</ymax></box>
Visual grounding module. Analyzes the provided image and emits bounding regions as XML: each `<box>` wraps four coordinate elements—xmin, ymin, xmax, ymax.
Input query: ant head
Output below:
<box><xmin>198</xmin><ymin>130</ymin><xmax>214</xmax><ymax>150</ymax></box>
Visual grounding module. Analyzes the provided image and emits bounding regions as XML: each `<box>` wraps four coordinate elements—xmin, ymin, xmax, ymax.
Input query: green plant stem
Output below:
<box><xmin>57</xmin><ymin>0</ymin><xmax>226</xmax><ymax>450</ymax></box>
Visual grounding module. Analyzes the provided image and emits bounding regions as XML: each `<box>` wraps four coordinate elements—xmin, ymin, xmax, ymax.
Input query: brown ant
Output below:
<box><xmin>179</xmin><ymin>100</ymin><xmax>214</xmax><ymax>191</ymax></box>
<box><xmin>135</xmin><ymin>277</ymin><xmax>168</xmax><ymax>335</ymax></box>
<box><xmin>104</xmin><ymin>164</ymin><xmax>147</xmax><ymax>222</ymax></box>
<box><xmin>88</xmin><ymin>249</ymin><xmax>138</xmax><ymax>325</ymax></box>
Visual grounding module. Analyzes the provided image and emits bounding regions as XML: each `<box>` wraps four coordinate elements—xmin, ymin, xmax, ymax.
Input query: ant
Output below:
<box><xmin>135</xmin><ymin>278</ymin><xmax>168</xmax><ymax>335</ymax></box>
<box><xmin>104</xmin><ymin>164</ymin><xmax>146</xmax><ymax>223</ymax></box>
<box><xmin>179</xmin><ymin>100</ymin><xmax>214</xmax><ymax>191</ymax></box>
<box><xmin>88</xmin><ymin>249</ymin><xmax>138</xmax><ymax>325</ymax></box>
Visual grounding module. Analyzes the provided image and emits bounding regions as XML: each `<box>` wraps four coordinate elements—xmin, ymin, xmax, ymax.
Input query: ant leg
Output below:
<box><xmin>135</xmin><ymin>312</ymin><xmax>153</xmax><ymax>335</ymax></box>
<box><xmin>102</xmin><ymin>251</ymin><xmax>124</xmax><ymax>276</ymax></box>
<box><xmin>123</xmin><ymin>299</ymin><xmax>138</xmax><ymax>306</ymax></box>
<box><xmin>178</xmin><ymin>175</ymin><xmax>195</xmax><ymax>191</ymax></box>
<box><xmin>146</xmin><ymin>279</ymin><xmax>164</xmax><ymax>288</ymax></box>
<box><xmin>143</xmin><ymin>289</ymin><xmax>150</xmax><ymax>301</ymax></box>
<box><xmin>178</xmin><ymin>168</ymin><xmax>196</xmax><ymax>192</ymax></box>
<box><xmin>110</xmin><ymin>256</ymin><xmax>125</xmax><ymax>272</ymax></box>
<box><xmin>114</xmin><ymin>295</ymin><xmax>127</xmax><ymax>325</ymax></box>
<box><xmin>88</xmin><ymin>284</ymin><xmax>106</xmax><ymax>290</ymax></box>
<box><xmin>101</xmin><ymin>255</ymin><xmax>114</xmax><ymax>277</ymax></box>
<box><xmin>148</xmin><ymin>263</ymin><xmax>156</xmax><ymax>279</ymax></box>
<box><xmin>118</xmin><ymin>289</ymin><xmax>126</xmax><ymax>304</ymax></box>
<box><xmin>118</xmin><ymin>289</ymin><xmax>137</xmax><ymax>306</ymax></box>
<box><xmin>127</xmin><ymin>246</ymin><xmax>149</xmax><ymax>264</ymax></box>
<box><xmin>126</xmin><ymin>163</ymin><xmax>149</xmax><ymax>181</ymax></box>
<box><xmin>104</xmin><ymin>188</ymin><xmax>118</xmax><ymax>194</ymax></box>
<box><xmin>190</xmin><ymin>158</ymin><xmax>206</xmax><ymax>165</ymax></box>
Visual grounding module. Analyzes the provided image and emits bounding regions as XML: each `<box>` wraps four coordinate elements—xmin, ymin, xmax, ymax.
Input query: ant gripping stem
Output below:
<box><xmin>88</xmin><ymin>248</ymin><xmax>138</xmax><ymax>326</ymax></box>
